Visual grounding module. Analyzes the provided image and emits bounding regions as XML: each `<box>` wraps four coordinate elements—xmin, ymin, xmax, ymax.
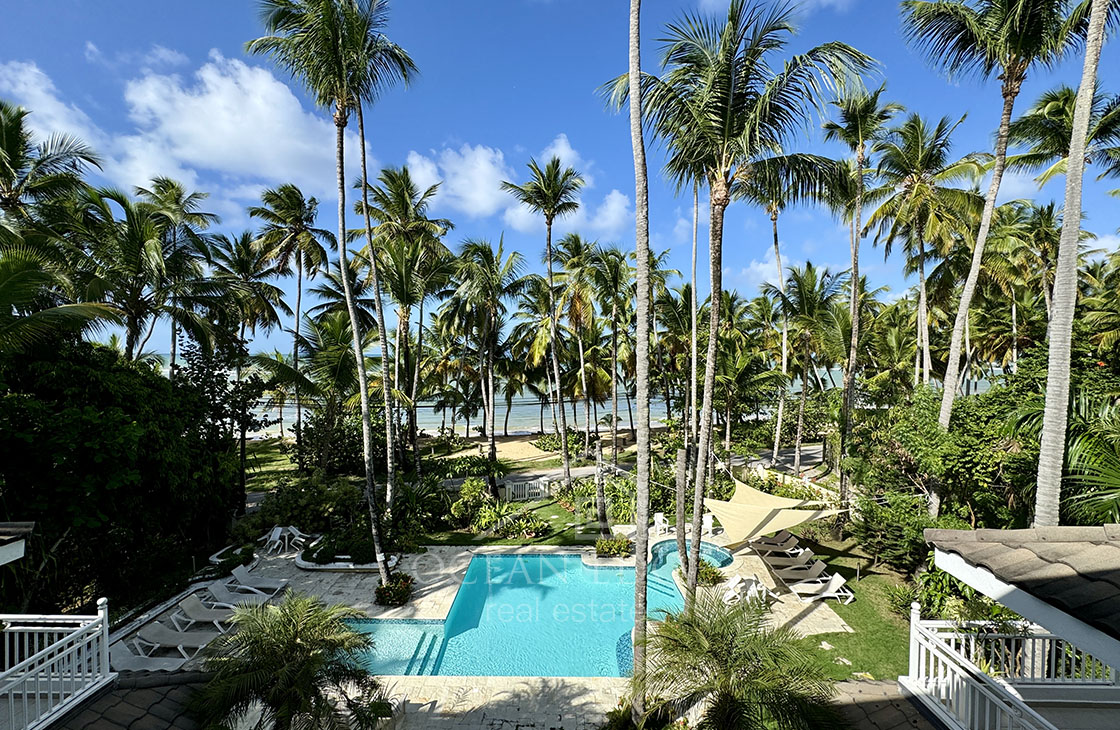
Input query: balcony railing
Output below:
<box><xmin>900</xmin><ymin>603</ymin><xmax>1063</xmax><ymax>730</ymax></box>
<box><xmin>0</xmin><ymin>598</ymin><xmax>116</xmax><ymax>730</ymax></box>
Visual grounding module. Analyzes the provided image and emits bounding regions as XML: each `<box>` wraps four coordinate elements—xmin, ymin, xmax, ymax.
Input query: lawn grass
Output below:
<box><xmin>421</xmin><ymin>499</ymin><xmax>601</xmax><ymax>547</ymax></box>
<box><xmin>245</xmin><ymin>437</ymin><xmax>296</xmax><ymax>490</ymax></box>
<box><xmin>793</xmin><ymin>534</ymin><xmax>911</xmax><ymax>681</ymax></box>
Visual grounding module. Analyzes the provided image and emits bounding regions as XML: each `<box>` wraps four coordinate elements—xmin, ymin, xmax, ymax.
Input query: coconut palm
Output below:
<box><xmin>609</xmin><ymin>1</ymin><xmax>869</xmax><ymax>590</ymax></box>
<box><xmin>1007</xmin><ymin>83</ymin><xmax>1120</xmax><ymax>185</ymax></box>
<box><xmin>900</xmin><ymin>0</ymin><xmax>1096</xmax><ymax>429</ymax></box>
<box><xmin>501</xmin><ymin>156</ymin><xmax>585</xmax><ymax>489</ymax></box>
<box><xmin>635</xmin><ymin>590</ymin><xmax>841</xmax><ymax>729</ymax></box>
<box><xmin>194</xmin><ymin>593</ymin><xmax>386</xmax><ymax>730</ymax></box>
<box><xmin>250</xmin><ymin>183</ymin><xmax>332</xmax><ymax>460</ymax></box>
<box><xmin>0</xmin><ymin>99</ymin><xmax>101</xmax><ymax>219</ymax></box>
<box><xmin>1034</xmin><ymin>0</ymin><xmax>1111</xmax><ymax>528</ymax></box>
<box><xmin>248</xmin><ymin>0</ymin><xmax>413</xmax><ymax>582</ymax></box>
<box><xmin>865</xmin><ymin>113</ymin><xmax>983</xmax><ymax>389</ymax></box>
<box><xmin>768</xmin><ymin>263</ymin><xmax>847</xmax><ymax>475</ymax></box>
<box><xmin>821</xmin><ymin>83</ymin><xmax>903</xmax><ymax>507</ymax></box>
<box><xmin>592</xmin><ymin>244</ymin><xmax>633</xmax><ymax>466</ymax></box>
<box><xmin>557</xmin><ymin>233</ymin><xmax>599</xmax><ymax>459</ymax></box>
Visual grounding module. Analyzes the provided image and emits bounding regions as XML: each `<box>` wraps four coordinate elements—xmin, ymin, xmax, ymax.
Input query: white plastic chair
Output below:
<box><xmin>702</xmin><ymin>513</ymin><xmax>714</xmax><ymax>536</ymax></box>
<box><xmin>230</xmin><ymin>564</ymin><xmax>288</xmax><ymax>596</ymax></box>
<box><xmin>110</xmin><ymin>642</ymin><xmax>187</xmax><ymax>672</ymax></box>
<box><xmin>133</xmin><ymin>622</ymin><xmax>218</xmax><ymax>659</ymax></box>
<box><xmin>653</xmin><ymin>513</ymin><xmax>669</xmax><ymax>535</ymax></box>
<box><xmin>170</xmin><ymin>594</ymin><xmax>234</xmax><ymax>633</ymax></box>
<box><xmin>791</xmin><ymin>573</ymin><xmax>854</xmax><ymax>604</ymax></box>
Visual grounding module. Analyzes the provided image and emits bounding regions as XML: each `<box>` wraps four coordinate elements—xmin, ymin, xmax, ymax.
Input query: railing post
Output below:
<box><xmin>97</xmin><ymin>597</ymin><xmax>110</xmax><ymax>678</ymax></box>
<box><xmin>909</xmin><ymin>601</ymin><xmax>921</xmax><ymax>679</ymax></box>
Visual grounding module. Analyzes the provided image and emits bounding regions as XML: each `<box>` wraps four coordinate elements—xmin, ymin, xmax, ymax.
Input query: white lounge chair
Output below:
<box><xmin>748</xmin><ymin>535</ymin><xmax>801</xmax><ymax>554</ymax></box>
<box><xmin>171</xmin><ymin>594</ymin><xmax>234</xmax><ymax>633</ymax></box>
<box><xmin>751</xmin><ymin>530</ymin><xmax>794</xmax><ymax>547</ymax></box>
<box><xmin>260</xmin><ymin>526</ymin><xmax>285</xmax><ymax>554</ymax></box>
<box><xmin>283</xmin><ymin>526</ymin><xmax>311</xmax><ymax>551</ymax></box>
<box><xmin>775</xmin><ymin>559</ymin><xmax>828</xmax><ymax>582</ymax></box>
<box><xmin>231</xmin><ymin>564</ymin><xmax>288</xmax><ymax>596</ymax></box>
<box><xmin>653</xmin><ymin>513</ymin><xmax>669</xmax><ymax>535</ymax></box>
<box><xmin>791</xmin><ymin>573</ymin><xmax>854</xmax><ymax>604</ymax></box>
<box><xmin>207</xmin><ymin>581</ymin><xmax>271</xmax><ymax>607</ymax></box>
<box><xmin>134</xmin><ymin>622</ymin><xmax>219</xmax><ymax>659</ymax></box>
<box><xmin>110</xmin><ymin>642</ymin><xmax>187</xmax><ymax>672</ymax></box>
<box><xmin>722</xmin><ymin>575</ymin><xmax>778</xmax><ymax>605</ymax></box>
<box><xmin>763</xmin><ymin>549</ymin><xmax>814</xmax><ymax>568</ymax></box>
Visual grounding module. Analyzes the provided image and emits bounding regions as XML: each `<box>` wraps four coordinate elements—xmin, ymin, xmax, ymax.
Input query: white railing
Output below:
<box><xmin>902</xmin><ymin>604</ymin><xmax>1060</xmax><ymax>730</ymax></box>
<box><xmin>922</xmin><ymin>620</ymin><xmax>1115</xmax><ymax>686</ymax></box>
<box><xmin>504</xmin><ymin>478</ymin><xmax>551</xmax><ymax>502</ymax></box>
<box><xmin>0</xmin><ymin>598</ymin><xmax>115</xmax><ymax>730</ymax></box>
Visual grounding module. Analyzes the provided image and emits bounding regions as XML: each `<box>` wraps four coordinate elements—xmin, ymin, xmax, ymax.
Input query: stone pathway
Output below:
<box><xmin>834</xmin><ymin>681</ymin><xmax>943</xmax><ymax>730</ymax></box>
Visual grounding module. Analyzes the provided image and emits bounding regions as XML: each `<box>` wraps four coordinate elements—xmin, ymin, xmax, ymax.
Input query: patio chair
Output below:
<box><xmin>763</xmin><ymin>549</ymin><xmax>814</xmax><ymax>568</ymax></box>
<box><xmin>702</xmin><ymin>513</ymin><xmax>714</xmax><ymax>536</ymax></box>
<box><xmin>170</xmin><ymin>594</ymin><xmax>234</xmax><ymax>633</ymax></box>
<box><xmin>206</xmin><ymin>581</ymin><xmax>271</xmax><ymax>608</ymax></box>
<box><xmin>653</xmin><ymin>513</ymin><xmax>669</xmax><ymax>536</ymax></box>
<box><xmin>231</xmin><ymin>564</ymin><xmax>288</xmax><ymax>596</ymax></box>
<box><xmin>260</xmin><ymin>526</ymin><xmax>284</xmax><ymax>554</ymax></box>
<box><xmin>110</xmin><ymin>642</ymin><xmax>187</xmax><ymax>672</ymax></box>
<box><xmin>751</xmin><ymin>530</ymin><xmax>794</xmax><ymax>547</ymax></box>
<box><xmin>134</xmin><ymin>622</ymin><xmax>219</xmax><ymax>659</ymax></box>
<box><xmin>747</xmin><ymin>534</ymin><xmax>801</xmax><ymax>554</ymax></box>
<box><xmin>282</xmin><ymin>526</ymin><xmax>311</xmax><ymax>551</ymax></box>
<box><xmin>722</xmin><ymin>575</ymin><xmax>778</xmax><ymax>605</ymax></box>
<box><xmin>790</xmin><ymin>573</ymin><xmax>854</xmax><ymax>605</ymax></box>
<box><xmin>775</xmin><ymin>559</ymin><xmax>828</xmax><ymax>582</ymax></box>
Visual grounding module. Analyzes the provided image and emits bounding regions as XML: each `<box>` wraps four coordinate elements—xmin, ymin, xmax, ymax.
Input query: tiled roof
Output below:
<box><xmin>0</xmin><ymin>522</ymin><xmax>33</xmax><ymax>546</ymax></box>
<box><xmin>925</xmin><ymin>525</ymin><xmax>1120</xmax><ymax>644</ymax></box>
<box><xmin>833</xmin><ymin>681</ymin><xmax>943</xmax><ymax>730</ymax></box>
<box><xmin>54</xmin><ymin>671</ymin><xmax>209</xmax><ymax>730</ymax></box>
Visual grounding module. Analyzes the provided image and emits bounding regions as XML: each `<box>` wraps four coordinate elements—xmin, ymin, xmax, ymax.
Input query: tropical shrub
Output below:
<box><xmin>532</xmin><ymin>428</ymin><xmax>589</xmax><ymax>454</ymax></box>
<box><xmin>850</xmin><ymin>491</ymin><xmax>967</xmax><ymax>574</ymax></box>
<box><xmin>304</xmin><ymin>522</ymin><xmax>378</xmax><ymax>565</ymax></box>
<box><xmin>288</xmin><ymin>409</ymin><xmax>387</xmax><ymax>477</ymax></box>
<box><xmin>450</xmin><ymin>477</ymin><xmax>492</xmax><ymax>527</ymax></box>
<box><xmin>555</xmin><ymin>478</ymin><xmax>596</xmax><ymax>513</ymax></box>
<box><xmin>596</xmin><ymin>536</ymin><xmax>633</xmax><ymax>558</ymax></box>
<box><xmin>252</xmin><ymin>471</ymin><xmax>365</xmax><ymax>536</ymax></box>
<box><xmin>472</xmin><ymin>499</ymin><xmax>518</xmax><ymax>532</ymax></box>
<box><xmin>375</xmin><ymin>572</ymin><xmax>415</xmax><ymax>606</ymax></box>
<box><xmin>680</xmin><ymin>558</ymin><xmax>725</xmax><ymax>587</ymax></box>
<box><xmin>387</xmin><ymin>475</ymin><xmax>453</xmax><ymax>549</ymax></box>
<box><xmin>497</xmin><ymin>510</ymin><xmax>551</xmax><ymax>539</ymax></box>
<box><xmin>426</xmin><ymin>455</ymin><xmax>509</xmax><ymax>480</ymax></box>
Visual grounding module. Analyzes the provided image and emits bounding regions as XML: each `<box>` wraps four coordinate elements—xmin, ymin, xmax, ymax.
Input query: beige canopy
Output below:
<box><xmin>729</xmin><ymin>476</ymin><xmax>827</xmax><ymax>509</ymax></box>
<box><xmin>705</xmin><ymin>497</ymin><xmax>843</xmax><ymax>547</ymax></box>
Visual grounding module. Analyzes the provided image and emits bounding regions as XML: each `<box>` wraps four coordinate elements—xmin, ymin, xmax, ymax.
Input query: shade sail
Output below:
<box><xmin>729</xmin><ymin>476</ymin><xmax>827</xmax><ymax>509</ymax></box>
<box><xmin>705</xmin><ymin>498</ymin><xmax>843</xmax><ymax>547</ymax></box>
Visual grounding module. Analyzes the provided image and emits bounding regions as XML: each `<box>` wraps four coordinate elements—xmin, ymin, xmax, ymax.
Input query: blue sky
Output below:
<box><xmin>2</xmin><ymin>0</ymin><xmax>1117</xmax><ymax>353</ymax></box>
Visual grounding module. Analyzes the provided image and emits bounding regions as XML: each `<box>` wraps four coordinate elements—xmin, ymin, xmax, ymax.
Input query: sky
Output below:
<box><xmin>2</xmin><ymin>0</ymin><xmax>1118</xmax><ymax>354</ymax></box>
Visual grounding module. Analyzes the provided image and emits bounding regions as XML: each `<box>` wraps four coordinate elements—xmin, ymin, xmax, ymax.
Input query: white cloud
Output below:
<box><xmin>143</xmin><ymin>45</ymin><xmax>189</xmax><ymax>69</ymax></box>
<box><xmin>586</xmin><ymin>189</ymin><xmax>631</xmax><ymax>234</ymax></box>
<box><xmin>994</xmin><ymin>170</ymin><xmax>1041</xmax><ymax>204</ymax></box>
<box><xmin>539</xmin><ymin>133</ymin><xmax>594</xmax><ymax>188</ymax></box>
<box><xmin>84</xmin><ymin>41</ymin><xmax>104</xmax><ymax>64</ymax></box>
<box><xmin>405</xmin><ymin>150</ymin><xmax>440</xmax><ymax>193</ymax></box>
<box><xmin>0</xmin><ymin>61</ymin><xmax>104</xmax><ymax>145</ymax></box>
<box><xmin>407</xmin><ymin>143</ymin><xmax>513</xmax><ymax>218</ymax></box>
<box><xmin>503</xmin><ymin>202</ymin><xmax>542</xmax><ymax>233</ymax></box>
<box><xmin>1094</xmin><ymin>233</ymin><xmax>1120</xmax><ymax>256</ymax></box>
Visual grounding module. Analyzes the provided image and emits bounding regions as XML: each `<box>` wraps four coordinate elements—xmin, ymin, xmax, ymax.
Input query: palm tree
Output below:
<box><xmin>444</xmin><ymin>238</ymin><xmax>526</xmax><ymax>496</ymax></box>
<box><xmin>865</xmin><ymin>113</ymin><xmax>983</xmax><ymax>388</ymax></box>
<box><xmin>250</xmin><ymin>183</ymin><xmax>332</xmax><ymax>460</ymax></box>
<box><xmin>901</xmin><ymin>0</ymin><xmax>1095</xmax><ymax>429</ymax></box>
<box><xmin>0</xmin><ymin>99</ymin><xmax>101</xmax><ymax>219</ymax></box>
<box><xmin>626</xmin><ymin>0</ymin><xmax>651</xmax><ymax>719</ymax></box>
<box><xmin>557</xmin><ymin>233</ymin><xmax>599</xmax><ymax>459</ymax></box>
<box><xmin>1034</xmin><ymin>0</ymin><xmax>1111</xmax><ymax>528</ymax></box>
<box><xmin>501</xmin><ymin>156</ymin><xmax>585</xmax><ymax>489</ymax></box>
<box><xmin>768</xmin><ymin>263</ymin><xmax>847</xmax><ymax>475</ymax></box>
<box><xmin>635</xmin><ymin>591</ymin><xmax>841</xmax><ymax>729</ymax></box>
<box><xmin>248</xmin><ymin>0</ymin><xmax>412</xmax><ymax>583</ymax></box>
<box><xmin>610</xmin><ymin>1</ymin><xmax>869</xmax><ymax>591</ymax></box>
<box><xmin>1007</xmin><ymin>83</ymin><xmax>1120</xmax><ymax>185</ymax></box>
<box><xmin>821</xmin><ymin>84</ymin><xmax>903</xmax><ymax>507</ymax></box>
<box><xmin>592</xmin><ymin>244</ymin><xmax>632</xmax><ymax>466</ymax></box>
<box><xmin>194</xmin><ymin>593</ymin><xmax>386</xmax><ymax>730</ymax></box>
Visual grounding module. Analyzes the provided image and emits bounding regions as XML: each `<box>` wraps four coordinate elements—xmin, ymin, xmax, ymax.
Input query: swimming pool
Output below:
<box><xmin>351</xmin><ymin>541</ymin><xmax>732</xmax><ymax>677</ymax></box>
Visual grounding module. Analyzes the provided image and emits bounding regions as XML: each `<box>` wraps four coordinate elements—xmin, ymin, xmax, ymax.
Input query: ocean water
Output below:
<box><xmin>351</xmin><ymin>541</ymin><xmax>734</xmax><ymax>677</ymax></box>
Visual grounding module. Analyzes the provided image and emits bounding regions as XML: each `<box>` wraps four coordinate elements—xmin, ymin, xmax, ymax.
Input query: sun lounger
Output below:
<box><xmin>260</xmin><ymin>526</ymin><xmax>285</xmax><ymax>554</ymax></box>
<box><xmin>722</xmin><ymin>575</ymin><xmax>779</xmax><ymax>605</ymax></box>
<box><xmin>751</xmin><ymin>530</ymin><xmax>794</xmax><ymax>547</ymax></box>
<box><xmin>790</xmin><ymin>573</ymin><xmax>854</xmax><ymax>604</ymax></box>
<box><xmin>171</xmin><ymin>594</ymin><xmax>234</xmax><ymax>633</ymax></box>
<box><xmin>763</xmin><ymin>549</ymin><xmax>814</xmax><ymax>568</ymax></box>
<box><xmin>134</xmin><ymin>622</ymin><xmax>219</xmax><ymax>659</ymax></box>
<box><xmin>747</xmin><ymin>535</ymin><xmax>801</xmax><ymax>554</ymax></box>
<box><xmin>110</xmin><ymin>642</ymin><xmax>187</xmax><ymax>672</ymax></box>
<box><xmin>207</xmin><ymin>581</ymin><xmax>271</xmax><ymax>608</ymax></box>
<box><xmin>231</xmin><ymin>564</ymin><xmax>288</xmax><ymax>596</ymax></box>
<box><xmin>775</xmin><ymin>559</ymin><xmax>828</xmax><ymax>582</ymax></box>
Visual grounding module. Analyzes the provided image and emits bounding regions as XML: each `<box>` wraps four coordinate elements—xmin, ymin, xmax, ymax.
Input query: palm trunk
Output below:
<box><xmin>577</xmin><ymin>334</ymin><xmax>592</xmax><ymax>459</ymax></box>
<box><xmin>487</xmin><ymin>332</ymin><xmax>498</xmax><ymax>498</ymax></box>
<box><xmin>1011</xmin><ymin>295</ymin><xmax>1019</xmax><ymax>374</ymax></box>
<box><xmin>627</xmin><ymin>0</ymin><xmax>651</xmax><ymax>718</ymax></box>
<box><xmin>724</xmin><ymin>399</ymin><xmax>732</xmax><ymax>454</ymax></box>
<box><xmin>411</xmin><ymin>298</ymin><xmax>424</xmax><ymax>476</ymax></box>
<box><xmin>674</xmin><ymin>447</ymin><xmax>689</xmax><ymax>576</ymax></box>
<box><xmin>596</xmin><ymin>442</ymin><xmax>609</xmax><ymax>538</ymax></box>
<box><xmin>687</xmin><ymin>186</ymin><xmax>728</xmax><ymax>593</ymax></box>
<box><xmin>356</xmin><ymin>105</ymin><xmax>397</xmax><ymax>510</ymax></box>
<box><xmin>334</xmin><ymin>108</ymin><xmax>389</xmax><ymax>584</ymax></box>
<box><xmin>611</xmin><ymin>303</ymin><xmax>620</xmax><ymax>466</ymax></box>
<box><xmin>689</xmin><ymin>182</ymin><xmax>700</xmax><ymax>461</ymax></box>
<box><xmin>793</xmin><ymin>337</ymin><xmax>809</xmax><ymax>475</ymax></box>
<box><xmin>169</xmin><ymin>321</ymin><xmax>177</xmax><ymax>376</ymax></box>
<box><xmin>545</xmin><ymin>354</ymin><xmax>559</xmax><ymax>433</ymax></box>
<box><xmin>770</xmin><ymin>210</ymin><xmax>788</xmax><ymax>464</ymax></box>
<box><xmin>294</xmin><ymin>258</ymin><xmax>304</xmax><ymax>467</ymax></box>
<box><xmin>840</xmin><ymin>148</ymin><xmax>864</xmax><ymax>508</ymax></box>
<box><xmin>1034</xmin><ymin>0</ymin><xmax>1107</xmax><ymax>527</ymax></box>
<box><xmin>626</xmin><ymin>385</ymin><xmax>634</xmax><ymax>433</ymax></box>
<box><xmin>939</xmin><ymin>77</ymin><xmax>1022</xmax><ymax>428</ymax></box>
<box><xmin>546</xmin><ymin>221</ymin><xmax>573</xmax><ymax>488</ymax></box>
<box><xmin>917</xmin><ymin>234</ymin><xmax>931</xmax><ymax>385</ymax></box>
<box><xmin>238</xmin><ymin>321</ymin><xmax>247</xmax><ymax>516</ymax></box>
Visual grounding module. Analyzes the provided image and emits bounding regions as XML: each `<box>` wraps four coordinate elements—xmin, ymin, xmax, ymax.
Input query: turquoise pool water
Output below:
<box><xmin>352</xmin><ymin>541</ymin><xmax>732</xmax><ymax>677</ymax></box>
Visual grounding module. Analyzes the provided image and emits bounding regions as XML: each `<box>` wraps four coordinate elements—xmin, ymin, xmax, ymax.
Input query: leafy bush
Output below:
<box><xmin>252</xmin><ymin>472</ymin><xmax>365</xmax><ymax>536</ymax></box>
<box><xmin>532</xmin><ymin>428</ymin><xmax>589</xmax><ymax>454</ymax></box>
<box><xmin>555</xmin><ymin>479</ymin><xmax>595</xmax><ymax>513</ymax></box>
<box><xmin>472</xmin><ymin>499</ymin><xmax>518</xmax><ymax>532</ymax></box>
<box><xmin>288</xmin><ymin>410</ymin><xmax>386</xmax><ymax>477</ymax></box>
<box><xmin>886</xmin><ymin>582</ymin><xmax>920</xmax><ymax>617</ymax></box>
<box><xmin>850</xmin><ymin>490</ymin><xmax>967</xmax><ymax>574</ymax></box>
<box><xmin>387</xmin><ymin>476</ymin><xmax>453</xmax><ymax>550</ymax></box>
<box><xmin>596</xmin><ymin>536</ymin><xmax>633</xmax><ymax>558</ymax></box>
<box><xmin>426</xmin><ymin>455</ymin><xmax>509</xmax><ymax>480</ymax></box>
<box><xmin>375</xmin><ymin>572</ymin><xmax>414</xmax><ymax>606</ymax></box>
<box><xmin>680</xmin><ymin>558</ymin><xmax>725</xmax><ymax>587</ymax></box>
<box><xmin>428</xmin><ymin>427</ymin><xmax>470</xmax><ymax>455</ymax></box>
<box><xmin>305</xmin><ymin>523</ymin><xmax>378</xmax><ymax>565</ymax></box>
<box><xmin>450</xmin><ymin>477</ymin><xmax>492</xmax><ymax>528</ymax></box>
<box><xmin>497</xmin><ymin>510</ymin><xmax>551</xmax><ymax>539</ymax></box>
<box><xmin>600</xmin><ymin>701</ymin><xmax>678</xmax><ymax>730</ymax></box>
